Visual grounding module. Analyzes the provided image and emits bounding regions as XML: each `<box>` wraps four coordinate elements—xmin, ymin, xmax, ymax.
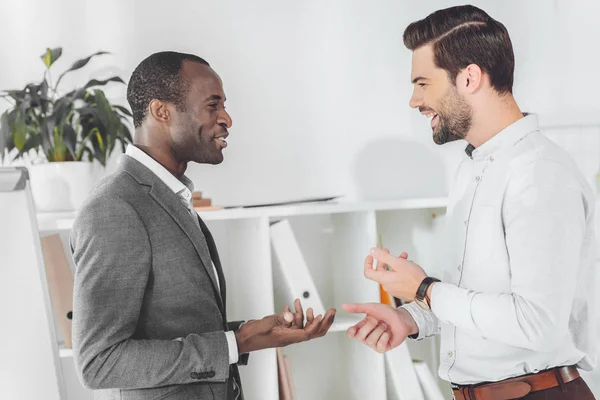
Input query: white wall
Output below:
<box><xmin>1</xmin><ymin>0</ymin><xmax>598</xmax><ymax>206</ymax></box>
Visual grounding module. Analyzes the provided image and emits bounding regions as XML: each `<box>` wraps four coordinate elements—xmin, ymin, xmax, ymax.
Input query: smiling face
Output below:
<box><xmin>408</xmin><ymin>45</ymin><xmax>472</xmax><ymax>145</ymax></box>
<box><xmin>169</xmin><ymin>61</ymin><xmax>232</xmax><ymax>164</ymax></box>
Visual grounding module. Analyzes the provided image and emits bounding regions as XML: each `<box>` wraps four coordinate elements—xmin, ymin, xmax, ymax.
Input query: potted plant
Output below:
<box><xmin>0</xmin><ymin>47</ymin><xmax>133</xmax><ymax>212</ymax></box>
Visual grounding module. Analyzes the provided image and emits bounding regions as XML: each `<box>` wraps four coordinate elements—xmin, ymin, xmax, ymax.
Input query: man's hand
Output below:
<box><xmin>235</xmin><ymin>299</ymin><xmax>336</xmax><ymax>354</ymax></box>
<box><xmin>364</xmin><ymin>248</ymin><xmax>427</xmax><ymax>301</ymax></box>
<box><xmin>342</xmin><ymin>303</ymin><xmax>418</xmax><ymax>353</ymax></box>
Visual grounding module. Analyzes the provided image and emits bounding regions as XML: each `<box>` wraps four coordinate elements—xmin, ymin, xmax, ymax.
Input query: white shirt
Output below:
<box><xmin>124</xmin><ymin>145</ymin><xmax>239</xmax><ymax>364</ymax></box>
<box><xmin>403</xmin><ymin>114</ymin><xmax>597</xmax><ymax>384</ymax></box>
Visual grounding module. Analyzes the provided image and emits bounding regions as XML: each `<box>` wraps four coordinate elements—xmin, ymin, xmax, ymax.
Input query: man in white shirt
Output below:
<box><xmin>343</xmin><ymin>5</ymin><xmax>596</xmax><ymax>399</ymax></box>
<box><xmin>71</xmin><ymin>51</ymin><xmax>335</xmax><ymax>400</ymax></box>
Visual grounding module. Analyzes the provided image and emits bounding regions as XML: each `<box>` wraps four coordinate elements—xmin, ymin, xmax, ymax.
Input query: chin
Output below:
<box><xmin>208</xmin><ymin>152</ymin><xmax>225</xmax><ymax>165</ymax></box>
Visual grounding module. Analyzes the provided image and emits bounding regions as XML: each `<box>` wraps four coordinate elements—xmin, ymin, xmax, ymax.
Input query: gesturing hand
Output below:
<box><xmin>342</xmin><ymin>303</ymin><xmax>418</xmax><ymax>353</ymax></box>
<box><xmin>235</xmin><ymin>299</ymin><xmax>336</xmax><ymax>353</ymax></box>
<box><xmin>363</xmin><ymin>248</ymin><xmax>427</xmax><ymax>301</ymax></box>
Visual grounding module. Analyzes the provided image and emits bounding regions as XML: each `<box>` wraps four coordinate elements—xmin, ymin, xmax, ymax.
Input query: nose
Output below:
<box><xmin>409</xmin><ymin>87</ymin><xmax>422</xmax><ymax>109</ymax></box>
<box><xmin>218</xmin><ymin>109</ymin><xmax>232</xmax><ymax>129</ymax></box>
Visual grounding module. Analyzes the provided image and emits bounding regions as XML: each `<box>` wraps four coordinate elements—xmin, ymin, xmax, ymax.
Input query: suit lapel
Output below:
<box><xmin>119</xmin><ymin>156</ymin><xmax>225</xmax><ymax>315</ymax></box>
<box><xmin>198</xmin><ymin>217</ymin><xmax>227</xmax><ymax>313</ymax></box>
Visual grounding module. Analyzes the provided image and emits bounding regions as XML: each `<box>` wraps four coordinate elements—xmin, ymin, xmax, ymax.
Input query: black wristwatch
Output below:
<box><xmin>415</xmin><ymin>277</ymin><xmax>440</xmax><ymax>310</ymax></box>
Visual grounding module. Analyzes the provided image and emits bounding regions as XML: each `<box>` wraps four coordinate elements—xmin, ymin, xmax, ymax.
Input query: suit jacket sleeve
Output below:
<box><xmin>71</xmin><ymin>194</ymin><xmax>230</xmax><ymax>390</ymax></box>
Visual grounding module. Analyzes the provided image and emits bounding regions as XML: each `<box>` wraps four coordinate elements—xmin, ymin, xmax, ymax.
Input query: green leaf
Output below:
<box><xmin>38</xmin><ymin>119</ymin><xmax>53</xmax><ymax>157</ymax></box>
<box><xmin>97</xmin><ymin>130</ymin><xmax>105</xmax><ymax>151</ymax></box>
<box><xmin>16</xmin><ymin>134</ymin><xmax>42</xmax><ymax>159</ymax></box>
<box><xmin>0</xmin><ymin>111</ymin><xmax>10</xmax><ymax>161</ymax></box>
<box><xmin>93</xmin><ymin>90</ymin><xmax>116</xmax><ymax>134</ymax></box>
<box><xmin>76</xmin><ymin>127</ymin><xmax>97</xmax><ymax>160</ymax></box>
<box><xmin>40</xmin><ymin>79</ymin><xmax>49</xmax><ymax>100</ymax></box>
<box><xmin>55</xmin><ymin>51</ymin><xmax>110</xmax><ymax>89</ymax></box>
<box><xmin>11</xmin><ymin>115</ymin><xmax>27</xmax><ymax>151</ymax></box>
<box><xmin>53</xmin><ymin>126</ymin><xmax>68</xmax><ymax>161</ymax></box>
<box><xmin>63</xmin><ymin>76</ymin><xmax>125</xmax><ymax>102</ymax></box>
<box><xmin>77</xmin><ymin>147</ymin><xmax>92</xmax><ymax>162</ymax></box>
<box><xmin>2</xmin><ymin>89</ymin><xmax>27</xmax><ymax>103</ymax></box>
<box><xmin>49</xmin><ymin>97</ymin><xmax>73</xmax><ymax>127</ymax></box>
<box><xmin>84</xmin><ymin>76</ymin><xmax>124</xmax><ymax>89</ymax></box>
<box><xmin>40</xmin><ymin>47</ymin><xmax>63</xmax><ymax>68</ymax></box>
<box><xmin>62</xmin><ymin>124</ymin><xmax>77</xmax><ymax>159</ymax></box>
<box><xmin>114</xmin><ymin>105</ymin><xmax>133</xmax><ymax>117</ymax></box>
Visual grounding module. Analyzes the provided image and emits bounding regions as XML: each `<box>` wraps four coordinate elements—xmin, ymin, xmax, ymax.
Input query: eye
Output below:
<box><xmin>418</xmin><ymin>83</ymin><xmax>426</xmax><ymax>88</ymax></box>
<box><xmin>208</xmin><ymin>103</ymin><xmax>218</xmax><ymax>109</ymax></box>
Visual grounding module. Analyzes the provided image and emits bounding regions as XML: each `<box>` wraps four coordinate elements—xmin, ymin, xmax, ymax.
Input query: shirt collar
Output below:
<box><xmin>464</xmin><ymin>113</ymin><xmax>539</xmax><ymax>160</ymax></box>
<box><xmin>125</xmin><ymin>145</ymin><xmax>194</xmax><ymax>202</ymax></box>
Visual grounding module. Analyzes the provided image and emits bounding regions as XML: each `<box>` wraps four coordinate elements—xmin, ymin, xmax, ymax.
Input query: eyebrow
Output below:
<box><xmin>205</xmin><ymin>94</ymin><xmax>225</xmax><ymax>102</ymax></box>
<box><xmin>411</xmin><ymin>76</ymin><xmax>429</xmax><ymax>84</ymax></box>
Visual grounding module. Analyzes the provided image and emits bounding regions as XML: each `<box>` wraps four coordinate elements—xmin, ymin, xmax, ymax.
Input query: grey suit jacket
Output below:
<box><xmin>70</xmin><ymin>155</ymin><xmax>248</xmax><ymax>400</ymax></box>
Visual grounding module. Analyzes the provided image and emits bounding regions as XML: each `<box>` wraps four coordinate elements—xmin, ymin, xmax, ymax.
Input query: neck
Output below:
<box><xmin>133</xmin><ymin>126</ymin><xmax>187</xmax><ymax>178</ymax></box>
<box><xmin>466</xmin><ymin>94</ymin><xmax>523</xmax><ymax>148</ymax></box>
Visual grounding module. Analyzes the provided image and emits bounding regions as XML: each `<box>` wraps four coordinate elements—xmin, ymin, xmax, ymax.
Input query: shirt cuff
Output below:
<box><xmin>225</xmin><ymin>331</ymin><xmax>239</xmax><ymax>364</ymax></box>
<box><xmin>401</xmin><ymin>301</ymin><xmax>438</xmax><ymax>341</ymax></box>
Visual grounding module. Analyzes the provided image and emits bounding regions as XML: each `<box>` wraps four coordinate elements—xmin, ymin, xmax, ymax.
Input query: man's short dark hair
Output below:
<box><xmin>403</xmin><ymin>5</ymin><xmax>514</xmax><ymax>94</ymax></box>
<box><xmin>127</xmin><ymin>51</ymin><xmax>210</xmax><ymax>128</ymax></box>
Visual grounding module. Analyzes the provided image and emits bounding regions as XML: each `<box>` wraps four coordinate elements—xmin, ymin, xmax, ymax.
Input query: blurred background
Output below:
<box><xmin>0</xmin><ymin>1</ymin><xmax>598</xmax><ymax>399</ymax></box>
<box><xmin>1</xmin><ymin>0</ymin><xmax>598</xmax><ymax>206</ymax></box>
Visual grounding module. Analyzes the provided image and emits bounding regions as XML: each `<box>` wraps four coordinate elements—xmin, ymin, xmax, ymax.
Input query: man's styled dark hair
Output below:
<box><xmin>403</xmin><ymin>5</ymin><xmax>515</xmax><ymax>94</ymax></box>
<box><xmin>127</xmin><ymin>51</ymin><xmax>210</xmax><ymax>128</ymax></box>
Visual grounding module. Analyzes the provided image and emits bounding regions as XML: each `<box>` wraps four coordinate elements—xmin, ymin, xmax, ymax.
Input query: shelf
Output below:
<box><xmin>37</xmin><ymin>211</ymin><xmax>77</xmax><ymax>232</ymax></box>
<box><xmin>36</xmin><ymin>197</ymin><xmax>448</xmax><ymax>230</ymax></box>
<box><xmin>329</xmin><ymin>314</ymin><xmax>363</xmax><ymax>333</ymax></box>
<box><xmin>59</xmin><ymin>345</ymin><xmax>73</xmax><ymax>359</ymax></box>
<box><xmin>202</xmin><ymin>197</ymin><xmax>448</xmax><ymax>221</ymax></box>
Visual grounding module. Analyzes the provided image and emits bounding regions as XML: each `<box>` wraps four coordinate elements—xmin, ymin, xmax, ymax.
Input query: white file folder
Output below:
<box><xmin>270</xmin><ymin>219</ymin><xmax>325</xmax><ymax>317</ymax></box>
<box><xmin>385</xmin><ymin>342</ymin><xmax>425</xmax><ymax>400</ymax></box>
<box><xmin>413</xmin><ymin>360</ymin><xmax>445</xmax><ymax>400</ymax></box>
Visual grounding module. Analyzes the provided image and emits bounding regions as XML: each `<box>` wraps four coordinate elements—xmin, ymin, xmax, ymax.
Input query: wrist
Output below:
<box><xmin>398</xmin><ymin>308</ymin><xmax>419</xmax><ymax>336</ymax></box>
<box><xmin>234</xmin><ymin>324</ymin><xmax>249</xmax><ymax>354</ymax></box>
<box><xmin>415</xmin><ymin>277</ymin><xmax>440</xmax><ymax>310</ymax></box>
<box><xmin>425</xmin><ymin>282</ymin><xmax>437</xmax><ymax>309</ymax></box>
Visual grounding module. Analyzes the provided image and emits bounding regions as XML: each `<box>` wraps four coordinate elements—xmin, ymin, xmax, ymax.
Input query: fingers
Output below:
<box><xmin>347</xmin><ymin>316</ymin><xmax>391</xmax><ymax>354</ymax></box>
<box><xmin>293</xmin><ymin>299</ymin><xmax>304</xmax><ymax>328</ymax></box>
<box><xmin>306</xmin><ymin>307</ymin><xmax>314</xmax><ymax>325</ymax></box>
<box><xmin>364</xmin><ymin>254</ymin><xmax>374</xmax><ymax>274</ymax></box>
<box><xmin>369</xmin><ymin>248</ymin><xmax>397</xmax><ymax>268</ymax></box>
<box><xmin>376</xmin><ymin>331</ymin><xmax>391</xmax><ymax>353</ymax></box>
<box><xmin>314</xmin><ymin>308</ymin><xmax>336</xmax><ymax>337</ymax></box>
<box><xmin>364</xmin><ymin>256</ymin><xmax>386</xmax><ymax>282</ymax></box>
<box><xmin>365</xmin><ymin>322</ymin><xmax>388</xmax><ymax>349</ymax></box>
<box><xmin>374</xmin><ymin>248</ymin><xmax>390</xmax><ymax>271</ymax></box>
<box><xmin>303</xmin><ymin>314</ymin><xmax>323</xmax><ymax>337</ymax></box>
<box><xmin>346</xmin><ymin>317</ymin><xmax>368</xmax><ymax>339</ymax></box>
<box><xmin>299</xmin><ymin>307</ymin><xmax>336</xmax><ymax>340</ymax></box>
<box><xmin>342</xmin><ymin>302</ymin><xmax>378</xmax><ymax>315</ymax></box>
<box><xmin>353</xmin><ymin>316</ymin><xmax>379</xmax><ymax>342</ymax></box>
<box><xmin>274</xmin><ymin>311</ymin><xmax>294</xmax><ymax>327</ymax></box>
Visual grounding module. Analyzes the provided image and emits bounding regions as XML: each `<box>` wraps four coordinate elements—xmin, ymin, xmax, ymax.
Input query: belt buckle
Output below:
<box><xmin>450</xmin><ymin>383</ymin><xmax>459</xmax><ymax>400</ymax></box>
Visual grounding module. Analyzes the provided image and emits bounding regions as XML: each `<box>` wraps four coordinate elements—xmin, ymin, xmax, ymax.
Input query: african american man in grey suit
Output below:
<box><xmin>70</xmin><ymin>51</ymin><xmax>336</xmax><ymax>400</ymax></box>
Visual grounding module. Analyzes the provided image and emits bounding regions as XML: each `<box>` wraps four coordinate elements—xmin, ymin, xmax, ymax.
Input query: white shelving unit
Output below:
<box><xmin>37</xmin><ymin>197</ymin><xmax>449</xmax><ymax>400</ymax></box>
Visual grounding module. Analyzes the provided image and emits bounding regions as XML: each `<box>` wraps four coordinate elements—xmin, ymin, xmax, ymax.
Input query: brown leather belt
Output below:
<box><xmin>452</xmin><ymin>366</ymin><xmax>580</xmax><ymax>400</ymax></box>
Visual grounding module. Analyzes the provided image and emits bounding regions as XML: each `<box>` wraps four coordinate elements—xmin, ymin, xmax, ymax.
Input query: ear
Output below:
<box><xmin>456</xmin><ymin>64</ymin><xmax>483</xmax><ymax>94</ymax></box>
<box><xmin>148</xmin><ymin>99</ymin><xmax>171</xmax><ymax>123</ymax></box>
